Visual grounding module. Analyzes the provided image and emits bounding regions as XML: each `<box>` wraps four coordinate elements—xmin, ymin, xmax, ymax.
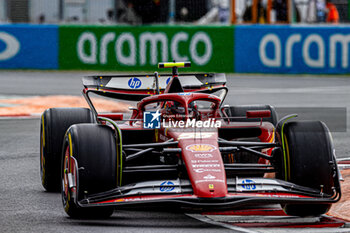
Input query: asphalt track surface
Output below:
<box><xmin>0</xmin><ymin>71</ymin><xmax>350</xmax><ymax>233</ymax></box>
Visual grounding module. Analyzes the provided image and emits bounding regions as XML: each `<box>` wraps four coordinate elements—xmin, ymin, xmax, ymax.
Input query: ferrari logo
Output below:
<box><xmin>186</xmin><ymin>144</ymin><xmax>217</xmax><ymax>152</ymax></box>
<box><xmin>209</xmin><ymin>184</ymin><xmax>214</xmax><ymax>189</ymax></box>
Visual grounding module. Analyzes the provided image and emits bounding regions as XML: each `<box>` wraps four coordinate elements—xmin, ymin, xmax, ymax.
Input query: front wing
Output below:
<box><xmin>74</xmin><ymin>178</ymin><xmax>341</xmax><ymax>209</ymax></box>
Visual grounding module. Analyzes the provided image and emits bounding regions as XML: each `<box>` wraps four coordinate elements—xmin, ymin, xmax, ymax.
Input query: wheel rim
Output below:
<box><xmin>62</xmin><ymin>146</ymin><xmax>70</xmax><ymax>207</ymax></box>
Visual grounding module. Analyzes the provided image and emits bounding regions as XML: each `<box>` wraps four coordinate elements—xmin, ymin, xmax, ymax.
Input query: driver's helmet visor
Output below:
<box><xmin>166</xmin><ymin>101</ymin><xmax>185</xmax><ymax>114</ymax></box>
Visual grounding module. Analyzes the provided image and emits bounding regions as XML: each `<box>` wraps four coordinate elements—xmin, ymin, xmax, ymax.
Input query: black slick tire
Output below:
<box><xmin>61</xmin><ymin>124</ymin><xmax>117</xmax><ymax>219</ymax></box>
<box><xmin>40</xmin><ymin>108</ymin><xmax>95</xmax><ymax>192</ymax></box>
<box><xmin>281</xmin><ymin>121</ymin><xmax>335</xmax><ymax>217</ymax></box>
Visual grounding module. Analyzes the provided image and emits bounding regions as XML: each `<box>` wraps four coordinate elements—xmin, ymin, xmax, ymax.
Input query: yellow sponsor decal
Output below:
<box><xmin>115</xmin><ymin>199</ymin><xmax>125</xmax><ymax>202</ymax></box>
<box><xmin>209</xmin><ymin>184</ymin><xmax>214</xmax><ymax>189</ymax></box>
<box><xmin>186</xmin><ymin>144</ymin><xmax>217</xmax><ymax>152</ymax></box>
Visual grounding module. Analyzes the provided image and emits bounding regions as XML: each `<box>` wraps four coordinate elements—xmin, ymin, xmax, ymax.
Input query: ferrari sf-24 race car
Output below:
<box><xmin>40</xmin><ymin>62</ymin><xmax>341</xmax><ymax>219</ymax></box>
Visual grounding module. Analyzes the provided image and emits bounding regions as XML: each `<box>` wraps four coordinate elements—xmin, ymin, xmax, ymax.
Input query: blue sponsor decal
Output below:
<box><xmin>235</xmin><ymin>25</ymin><xmax>350</xmax><ymax>74</ymax></box>
<box><xmin>128</xmin><ymin>77</ymin><xmax>142</xmax><ymax>89</ymax></box>
<box><xmin>0</xmin><ymin>25</ymin><xmax>58</xmax><ymax>69</ymax></box>
<box><xmin>160</xmin><ymin>181</ymin><xmax>175</xmax><ymax>192</ymax></box>
<box><xmin>143</xmin><ymin>110</ymin><xmax>161</xmax><ymax>129</ymax></box>
<box><xmin>178</xmin><ymin>92</ymin><xmax>191</xmax><ymax>96</ymax></box>
<box><xmin>166</xmin><ymin>77</ymin><xmax>171</xmax><ymax>85</ymax></box>
<box><xmin>241</xmin><ymin>179</ymin><xmax>256</xmax><ymax>190</ymax></box>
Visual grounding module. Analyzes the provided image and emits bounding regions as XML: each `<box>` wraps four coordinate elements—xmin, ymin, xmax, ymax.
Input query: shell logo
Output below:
<box><xmin>186</xmin><ymin>144</ymin><xmax>217</xmax><ymax>152</ymax></box>
<box><xmin>0</xmin><ymin>32</ymin><xmax>20</xmax><ymax>61</ymax></box>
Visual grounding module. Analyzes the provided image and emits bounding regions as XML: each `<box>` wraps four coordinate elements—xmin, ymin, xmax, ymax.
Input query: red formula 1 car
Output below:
<box><xmin>40</xmin><ymin>62</ymin><xmax>341</xmax><ymax>219</ymax></box>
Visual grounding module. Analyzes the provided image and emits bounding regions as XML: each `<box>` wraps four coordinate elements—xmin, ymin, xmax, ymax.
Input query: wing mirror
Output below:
<box><xmin>246</xmin><ymin>110</ymin><xmax>271</xmax><ymax>119</ymax></box>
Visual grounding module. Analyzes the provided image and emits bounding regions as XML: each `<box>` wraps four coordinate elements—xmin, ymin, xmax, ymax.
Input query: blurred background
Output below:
<box><xmin>1</xmin><ymin>1</ymin><xmax>350</xmax><ymax>74</ymax></box>
<box><xmin>0</xmin><ymin>0</ymin><xmax>348</xmax><ymax>25</ymax></box>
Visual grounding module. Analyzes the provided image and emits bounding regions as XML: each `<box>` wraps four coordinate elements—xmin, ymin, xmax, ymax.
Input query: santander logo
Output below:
<box><xmin>0</xmin><ymin>32</ymin><xmax>20</xmax><ymax>61</ymax></box>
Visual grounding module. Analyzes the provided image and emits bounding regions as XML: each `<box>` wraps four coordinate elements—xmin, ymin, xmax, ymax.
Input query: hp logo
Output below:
<box><xmin>128</xmin><ymin>77</ymin><xmax>142</xmax><ymax>89</ymax></box>
<box><xmin>159</xmin><ymin>181</ymin><xmax>175</xmax><ymax>192</ymax></box>
<box><xmin>241</xmin><ymin>179</ymin><xmax>256</xmax><ymax>190</ymax></box>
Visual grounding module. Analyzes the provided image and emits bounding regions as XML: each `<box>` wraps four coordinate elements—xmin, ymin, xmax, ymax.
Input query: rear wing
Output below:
<box><xmin>83</xmin><ymin>73</ymin><xmax>227</xmax><ymax>101</ymax></box>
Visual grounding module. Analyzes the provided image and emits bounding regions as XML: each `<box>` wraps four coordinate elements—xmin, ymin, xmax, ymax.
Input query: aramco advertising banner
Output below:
<box><xmin>235</xmin><ymin>25</ymin><xmax>350</xmax><ymax>74</ymax></box>
<box><xmin>0</xmin><ymin>25</ymin><xmax>58</xmax><ymax>69</ymax></box>
<box><xmin>1</xmin><ymin>24</ymin><xmax>350</xmax><ymax>74</ymax></box>
<box><xmin>59</xmin><ymin>25</ymin><xmax>234</xmax><ymax>72</ymax></box>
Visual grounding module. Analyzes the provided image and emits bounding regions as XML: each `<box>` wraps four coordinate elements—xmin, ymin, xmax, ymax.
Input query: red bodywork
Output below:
<box><xmin>108</xmin><ymin>92</ymin><xmax>274</xmax><ymax>199</ymax></box>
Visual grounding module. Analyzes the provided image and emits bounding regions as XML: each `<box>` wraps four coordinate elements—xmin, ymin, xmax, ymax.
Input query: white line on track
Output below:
<box><xmin>206</xmin><ymin>215</ymin><xmax>320</xmax><ymax>223</ymax></box>
<box><xmin>187</xmin><ymin>213</ymin><xmax>350</xmax><ymax>233</ymax></box>
<box><xmin>251</xmin><ymin>227</ymin><xmax>350</xmax><ymax>233</ymax></box>
<box><xmin>186</xmin><ymin>213</ymin><xmax>260</xmax><ymax>233</ymax></box>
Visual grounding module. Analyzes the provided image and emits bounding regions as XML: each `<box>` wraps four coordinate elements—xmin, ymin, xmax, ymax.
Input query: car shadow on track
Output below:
<box><xmin>63</xmin><ymin>209</ymin><xmax>218</xmax><ymax>229</ymax></box>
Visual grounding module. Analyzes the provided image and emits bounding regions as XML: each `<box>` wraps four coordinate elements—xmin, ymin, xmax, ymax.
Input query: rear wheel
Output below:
<box><xmin>62</xmin><ymin>124</ymin><xmax>118</xmax><ymax>219</ymax></box>
<box><xmin>280</xmin><ymin>121</ymin><xmax>335</xmax><ymax>217</ymax></box>
<box><xmin>40</xmin><ymin>108</ymin><xmax>95</xmax><ymax>192</ymax></box>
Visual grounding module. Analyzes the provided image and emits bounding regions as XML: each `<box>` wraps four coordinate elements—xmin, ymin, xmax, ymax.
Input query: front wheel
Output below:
<box><xmin>61</xmin><ymin>124</ymin><xmax>118</xmax><ymax>218</ymax></box>
<box><xmin>279</xmin><ymin>121</ymin><xmax>336</xmax><ymax>217</ymax></box>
